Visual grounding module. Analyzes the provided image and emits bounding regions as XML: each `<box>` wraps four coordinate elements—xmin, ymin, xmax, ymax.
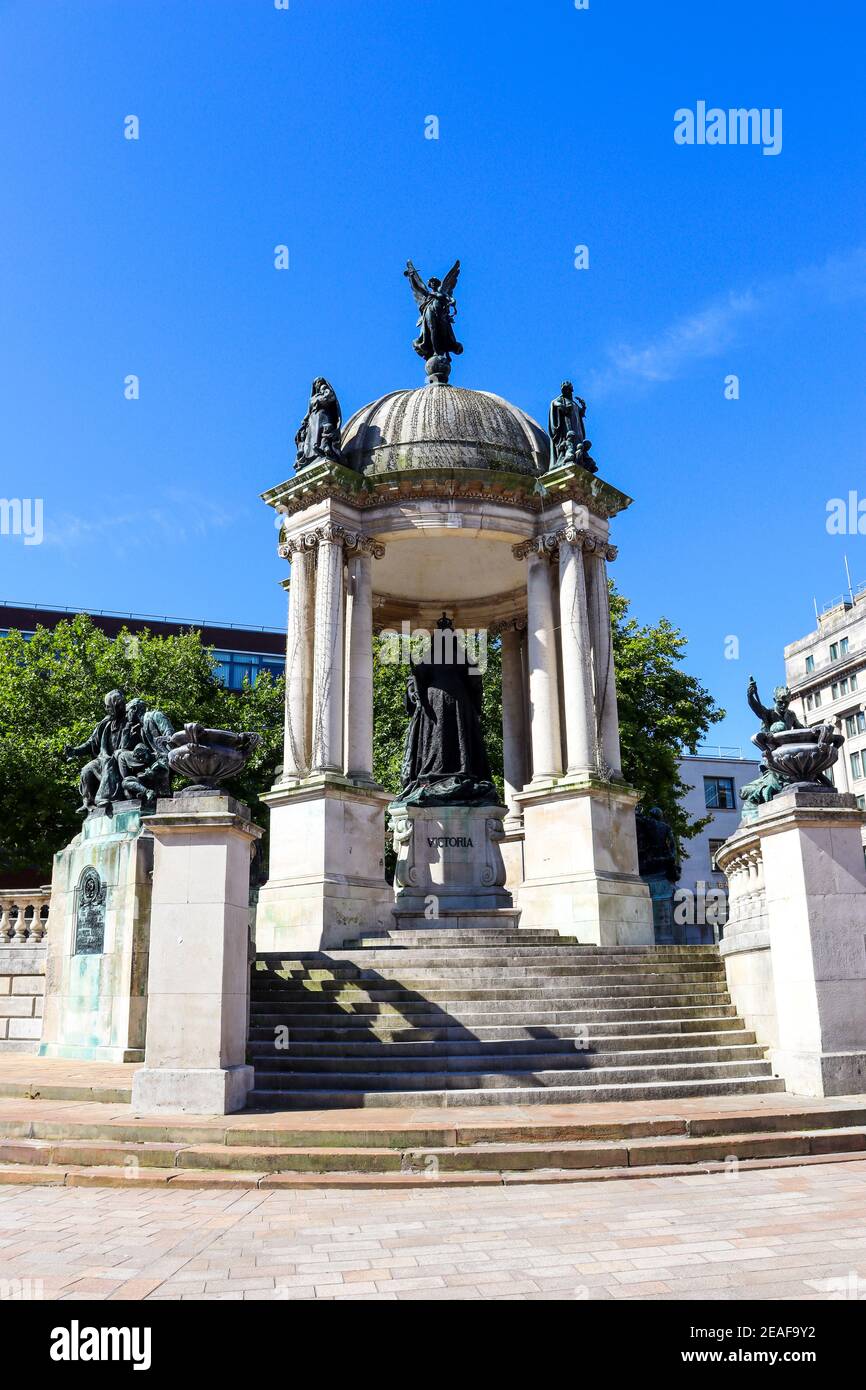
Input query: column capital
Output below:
<box><xmin>279</xmin><ymin>524</ymin><xmax>385</xmax><ymax>560</ymax></box>
<box><xmin>489</xmin><ymin>615</ymin><xmax>528</xmax><ymax>636</ymax></box>
<box><xmin>512</xmin><ymin>528</ymin><xmax>616</xmax><ymax>562</ymax></box>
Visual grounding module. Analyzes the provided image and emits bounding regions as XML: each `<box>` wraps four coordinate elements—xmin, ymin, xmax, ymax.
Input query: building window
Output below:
<box><xmin>840</xmin><ymin>678</ymin><xmax>849</xmax><ymax>696</ymax></box>
<box><xmin>806</xmin><ymin>694</ymin><xmax>813</xmax><ymax>711</ymax></box>
<box><xmin>851</xmin><ymin>673</ymin><xmax>859</xmax><ymax>692</ymax></box>
<box><xmin>704</xmin><ymin>776</ymin><xmax>737</xmax><ymax>810</ymax></box>
<box><xmin>814</xmin><ymin>690</ymin><xmax>822</xmax><ymax>708</ymax></box>
<box><xmin>805</xmin><ymin>655</ymin><xmax>815</xmax><ymax>673</ymax></box>
<box><xmin>858</xmin><ymin>796</ymin><xmax>866</xmax><ymax>811</ymax></box>
<box><xmin>859</xmin><ymin>712</ymin><xmax>866</xmax><ymax>734</ymax></box>
<box><xmin>846</xmin><ymin>715</ymin><xmax>858</xmax><ymax>738</ymax></box>
<box><xmin>841</xmin><ymin>637</ymin><xmax>850</xmax><ymax>656</ymax></box>
<box><xmin>211</xmin><ymin>650</ymin><xmax>284</xmax><ymax>691</ymax></box>
<box><xmin>830</xmin><ymin>643</ymin><xmax>839</xmax><ymax>662</ymax></box>
<box><xmin>709</xmin><ymin>838</ymin><xmax>726</xmax><ymax>871</ymax></box>
<box><xmin>851</xmin><ymin>752</ymin><xmax>862</xmax><ymax>781</ymax></box>
<box><xmin>832</xmin><ymin>682</ymin><xmax>839</xmax><ymax>699</ymax></box>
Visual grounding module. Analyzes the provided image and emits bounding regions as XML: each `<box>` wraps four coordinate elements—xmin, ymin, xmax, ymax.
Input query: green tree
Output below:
<box><xmin>610</xmin><ymin>587</ymin><xmax>724</xmax><ymax>845</ymax></box>
<box><xmin>0</xmin><ymin>615</ymin><xmax>284</xmax><ymax>877</ymax></box>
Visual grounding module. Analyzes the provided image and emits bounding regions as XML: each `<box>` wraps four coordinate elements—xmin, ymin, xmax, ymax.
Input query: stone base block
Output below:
<box><xmin>514</xmin><ymin>780</ymin><xmax>653</xmax><ymax>944</ymax></box>
<box><xmin>389</xmin><ymin>803</ymin><xmax>513</xmax><ymax>913</ymax></box>
<box><xmin>390</xmin><ymin>908</ymin><xmax>522</xmax><ymax>932</ymax></box>
<box><xmin>256</xmin><ymin>777</ymin><xmax>393</xmax><ymax>951</ymax></box>
<box><xmin>771</xmin><ymin>1049</ymin><xmax>866</xmax><ymax>1098</ymax></box>
<box><xmin>256</xmin><ymin>881</ymin><xmax>394</xmax><ymax>951</ymax></box>
<box><xmin>516</xmin><ymin>874</ymin><xmax>654</xmax><ymax>944</ymax></box>
<box><xmin>132</xmin><ymin>1064</ymin><xmax>254</xmax><ymax>1115</ymax></box>
<box><xmin>40</xmin><ymin>807</ymin><xmax>152</xmax><ymax>1061</ymax></box>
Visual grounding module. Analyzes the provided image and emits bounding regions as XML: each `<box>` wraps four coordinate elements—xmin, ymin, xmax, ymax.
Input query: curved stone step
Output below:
<box><xmin>247</xmin><ymin>1017</ymin><xmax>748</xmax><ymax>1044</ymax></box>
<box><xmin>251</xmin><ymin>1044</ymin><xmax>767</xmax><ymax>1075</ymax></box>
<box><xmin>246</xmin><ymin>1075</ymin><xmax>788</xmax><ymax>1109</ymax></box>
<box><xmin>253</xmin><ymin>1058</ymin><xmax>775</xmax><ymax>1092</ymax></box>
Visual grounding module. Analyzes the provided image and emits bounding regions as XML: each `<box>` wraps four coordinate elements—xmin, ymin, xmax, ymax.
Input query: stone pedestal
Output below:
<box><xmin>131</xmin><ymin>794</ymin><xmax>261</xmax><ymax>1116</ymax></box>
<box><xmin>514</xmin><ymin>779</ymin><xmax>654</xmax><ymax>944</ymax></box>
<box><xmin>255</xmin><ymin>776</ymin><xmax>392</xmax><ymax>951</ymax></box>
<box><xmin>40</xmin><ymin>805</ymin><xmax>152</xmax><ymax>1063</ymax></box>
<box><xmin>389</xmin><ymin>803</ymin><xmax>518</xmax><ymax>928</ymax></box>
<box><xmin>757</xmin><ymin>791</ymin><xmax>866</xmax><ymax>1097</ymax></box>
<box><xmin>643</xmin><ymin>873</ymin><xmax>677</xmax><ymax>943</ymax></box>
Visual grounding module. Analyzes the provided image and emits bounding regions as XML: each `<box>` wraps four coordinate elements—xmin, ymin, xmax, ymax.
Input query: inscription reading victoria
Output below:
<box><xmin>427</xmin><ymin>836</ymin><xmax>474</xmax><ymax>848</ymax></box>
<box><xmin>74</xmin><ymin>866</ymin><xmax>107</xmax><ymax>956</ymax></box>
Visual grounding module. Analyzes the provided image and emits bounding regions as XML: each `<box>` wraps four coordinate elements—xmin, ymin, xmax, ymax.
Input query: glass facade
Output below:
<box><xmin>211</xmin><ymin>649</ymin><xmax>284</xmax><ymax>690</ymax></box>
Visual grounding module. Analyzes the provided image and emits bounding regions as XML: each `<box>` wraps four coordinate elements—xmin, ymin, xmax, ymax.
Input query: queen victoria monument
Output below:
<box><xmin>255</xmin><ymin>260</ymin><xmax>654</xmax><ymax>950</ymax></box>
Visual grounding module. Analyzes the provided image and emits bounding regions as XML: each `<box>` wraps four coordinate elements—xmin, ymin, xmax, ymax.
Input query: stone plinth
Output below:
<box><xmin>389</xmin><ymin>803</ymin><xmax>513</xmax><ymax>924</ymax></box>
<box><xmin>131</xmin><ymin>794</ymin><xmax>261</xmax><ymax>1115</ymax></box>
<box><xmin>757</xmin><ymin>790</ymin><xmax>866</xmax><ymax>1097</ymax></box>
<box><xmin>255</xmin><ymin>775</ymin><xmax>393</xmax><ymax>951</ymax></box>
<box><xmin>514</xmin><ymin>778</ymin><xmax>654</xmax><ymax>944</ymax></box>
<box><xmin>40</xmin><ymin>805</ymin><xmax>152</xmax><ymax>1063</ymax></box>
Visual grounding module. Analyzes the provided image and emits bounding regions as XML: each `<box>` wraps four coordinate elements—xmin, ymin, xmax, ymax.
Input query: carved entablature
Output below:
<box><xmin>278</xmin><ymin>523</ymin><xmax>385</xmax><ymax>561</ymax></box>
<box><xmin>511</xmin><ymin>528</ymin><xmax>617</xmax><ymax>563</ymax></box>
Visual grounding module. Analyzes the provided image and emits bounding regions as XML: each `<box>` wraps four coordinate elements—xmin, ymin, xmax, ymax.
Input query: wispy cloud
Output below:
<box><xmin>43</xmin><ymin>490</ymin><xmax>236</xmax><ymax>550</ymax></box>
<box><xmin>589</xmin><ymin>245</ymin><xmax>866</xmax><ymax>393</ymax></box>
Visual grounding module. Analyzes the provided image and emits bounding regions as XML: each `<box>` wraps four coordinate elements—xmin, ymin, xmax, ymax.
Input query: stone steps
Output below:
<box><xmin>247</xmin><ymin>1028</ymin><xmax>756</xmax><ymax>1057</ymax></box>
<box><xmin>251</xmin><ymin>1056</ymin><xmax>774</xmax><ymax>1088</ymax></box>
<box><xmin>250</xmin><ymin>1045</ymin><xmax>767</xmax><ymax>1075</ymax></box>
<box><xmin>246</xmin><ymin>936</ymin><xmax>780</xmax><ymax>1111</ymax></box>
<box><xmin>245</xmin><ymin>1077</ymin><xmax>786</xmax><ymax>1109</ymax></box>
<box><xmin>247</xmin><ymin>1018</ymin><xmax>749</xmax><ymax>1044</ymax></box>
<box><xmin>249</xmin><ymin>1006</ymin><xmax>741</xmax><ymax>1031</ymax></box>
<box><xmin>3</xmin><ymin>1092</ymin><xmax>864</xmax><ymax>1187</ymax></box>
<box><xmin>250</xmin><ymin>985</ymin><xmax>732</xmax><ymax>1006</ymax></box>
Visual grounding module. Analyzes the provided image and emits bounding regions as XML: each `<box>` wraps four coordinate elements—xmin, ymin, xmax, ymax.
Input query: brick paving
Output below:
<box><xmin>1</xmin><ymin>1157</ymin><xmax>865</xmax><ymax>1300</ymax></box>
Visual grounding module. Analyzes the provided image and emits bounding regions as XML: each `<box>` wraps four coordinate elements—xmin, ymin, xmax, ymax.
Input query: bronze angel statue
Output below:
<box><xmin>403</xmin><ymin>259</ymin><xmax>463</xmax><ymax>382</ymax></box>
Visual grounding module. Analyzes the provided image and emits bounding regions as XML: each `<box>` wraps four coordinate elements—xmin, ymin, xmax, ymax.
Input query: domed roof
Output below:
<box><xmin>340</xmin><ymin>385</ymin><xmax>550</xmax><ymax>477</ymax></box>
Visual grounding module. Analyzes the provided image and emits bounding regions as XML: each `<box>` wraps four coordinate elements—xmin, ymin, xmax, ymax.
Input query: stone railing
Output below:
<box><xmin>0</xmin><ymin>888</ymin><xmax>51</xmax><ymax>946</ymax></box>
<box><xmin>714</xmin><ymin>824</ymin><xmax>768</xmax><ymax>947</ymax></box>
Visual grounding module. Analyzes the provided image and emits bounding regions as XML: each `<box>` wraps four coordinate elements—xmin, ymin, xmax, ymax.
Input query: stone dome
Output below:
<box><xmin>340</xmin><ymin>385</ymin><xmax>550</xmax><ymax>477</ymax></box>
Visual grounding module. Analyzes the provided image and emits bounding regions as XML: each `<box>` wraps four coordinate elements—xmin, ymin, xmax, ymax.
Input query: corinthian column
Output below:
<box><xmin>518</xmin><ymin>541</ymin><xmax>563</xmax><ymax>782</ymax></box>
<box><xmin>586</xmin><ymin>542</ymin><xmax>622</xmax><ymax>778</ymax></box>
<box><xmin>500</xmin><ymin>622</ymin><xmax>528</xmax><ymax>815</ymax></box>
<box><xmin>279</xmin><ymin>541</ymin><xmax>315</xmax><ymax>779</ymax></box>
<box><xmin>311</xmin><ymin>526</ymin><xmax>345</xmax><ymax>773</ymax></box>
<box><xmin>345</xmin><ymin>543</ymin><xmax>378</xmax><ymax>782</ymax></box>
<box><xmin>558</xmin><ymin>530</ymin><xmax>596</xmax><ymax>776</ymax></box>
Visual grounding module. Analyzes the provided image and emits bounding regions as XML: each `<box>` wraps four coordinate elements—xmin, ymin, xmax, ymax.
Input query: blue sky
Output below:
<box><xmin>1</xmin><ymin>0</ymin><xmax>865</xmax><ymax>750</ymax></box>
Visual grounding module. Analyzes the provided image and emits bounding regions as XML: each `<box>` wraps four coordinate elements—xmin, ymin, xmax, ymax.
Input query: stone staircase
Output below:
<box><xmin>247</xmin><ymin>928</ymin><xmax>786</xmax><ymax>1110</ymax></box>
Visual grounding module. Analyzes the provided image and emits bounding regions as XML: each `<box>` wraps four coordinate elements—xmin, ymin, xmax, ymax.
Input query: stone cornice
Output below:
<box><xmin>538</xmin><ymin>463</ymin><xmax>633</xmax><ymax>520</ymax></box>
<box><xmin>511</xmin><ymin>528</ymin><xmax>617</xmax><ymax>562</ymax></box>
<box><xmin>278</xmin><ymin>523</ymin><xmax>385</xmax><ymax>560</ymax></box>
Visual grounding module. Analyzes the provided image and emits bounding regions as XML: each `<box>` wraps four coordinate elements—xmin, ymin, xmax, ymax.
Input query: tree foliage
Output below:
<box><xmin>0</xmin><ymin>587</ymin><xmax>722</xmax><ymax>880</ymax></box>
<box><xmin>0</xmin><ymin>615</ymin><xmax>284</xmax><ymax>877</ymax></box>
<box><xmin>610</xmin><ymin>587</ymin><xmax>724</xmax><ymax>844</ymax></box>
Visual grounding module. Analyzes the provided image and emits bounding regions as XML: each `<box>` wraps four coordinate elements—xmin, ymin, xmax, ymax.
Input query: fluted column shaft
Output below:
<box><xmin>558</xmin><ymin>537</ymin><xmax>596</xmax><ymax>775</ymax></box>
<box><xmin>501</xmin><ymin>624</ymin><xmax>527</xmax><ymax>814</ymax></box>
<box><xmin>525</xmin><ymin>549</ymin><xmax>563</xmax><ymax>781</ymax></box>
<box><xmin>282</xmin><ymin>548</ymin><xmax>315</xmax><ymax>779</ymax></box>
<box><xmin>311</xmin><ymin>534</ymin><xmax>345</xmax><ymax>773</ymax></box>
<box><xmin>345</xmin><ymin>549</ymin><xmax>374</xmax><ymax>781</ymax></box>
<box><xmin>586</xmin><ymin>550</ymin><xmax>622</xmax><ymax>777</ymax></box>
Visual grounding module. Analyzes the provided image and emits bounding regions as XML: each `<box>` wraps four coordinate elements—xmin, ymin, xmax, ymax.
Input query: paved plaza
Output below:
<box><xmin>1</xmin><ymin>1158</ymin><xmax>865</xmax><ymax>1301</ymax></box>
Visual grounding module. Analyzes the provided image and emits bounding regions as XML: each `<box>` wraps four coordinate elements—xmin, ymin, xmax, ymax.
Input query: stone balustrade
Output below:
<box><xmin>717</xmin><ymin>830</ymin><xmax>767</xmax><ymax>933</ymax></box>
<box><xmin>0</xmin><ymin>889</ymin><xmax>51</xmax><ymax>946</ymax></box>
